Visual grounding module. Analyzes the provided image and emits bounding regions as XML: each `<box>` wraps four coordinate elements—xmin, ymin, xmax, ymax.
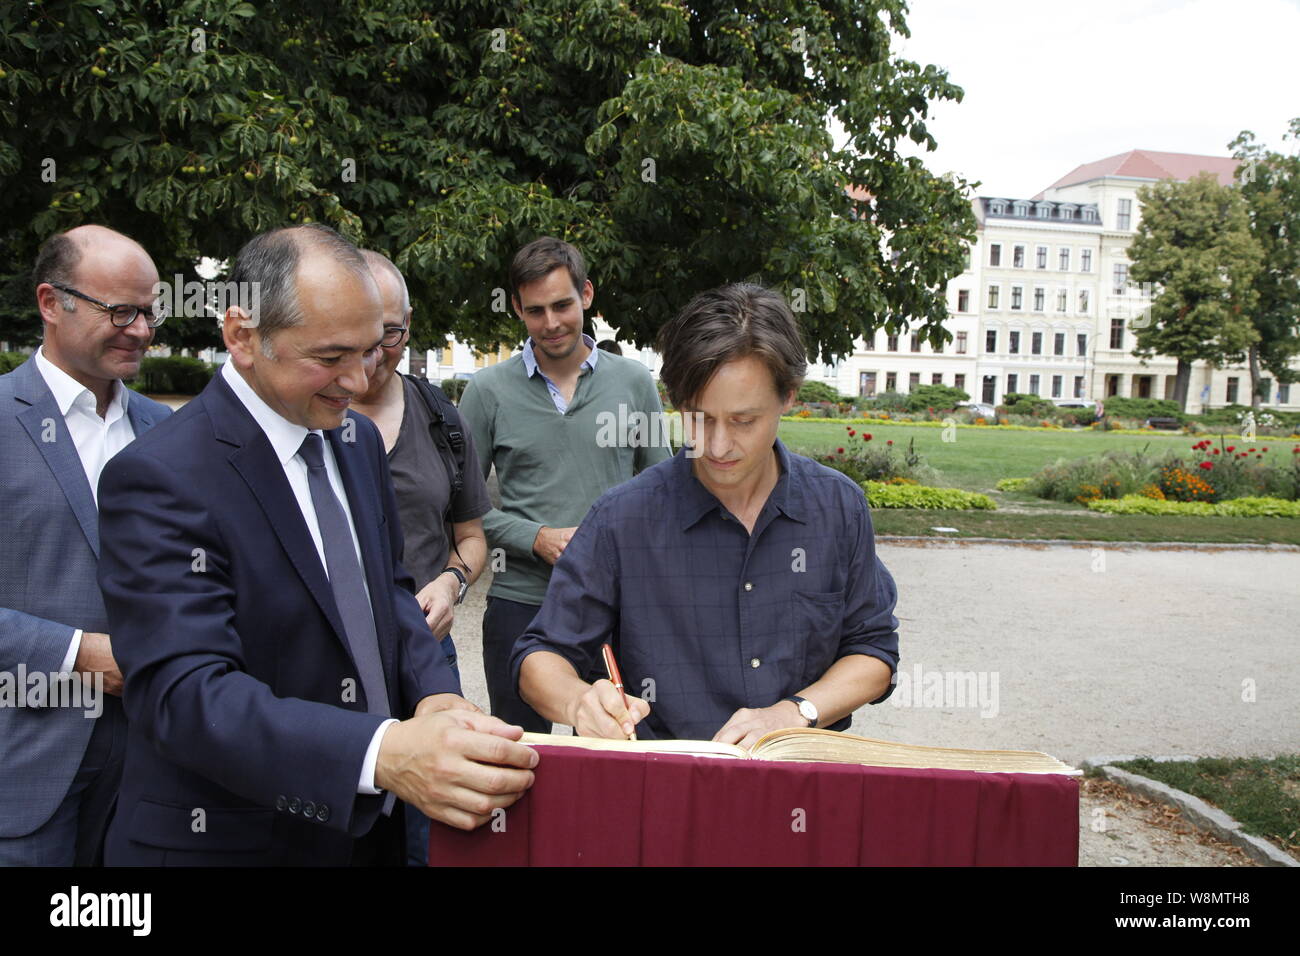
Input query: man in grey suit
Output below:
<box><xmin>0</xmin><ymin>225</ymin><xmax>172</xmax><ymax>865</ymax></box>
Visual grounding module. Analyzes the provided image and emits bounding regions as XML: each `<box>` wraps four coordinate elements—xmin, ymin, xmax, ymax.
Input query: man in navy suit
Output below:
<box><xmin>97</xmin><ymin>224</ymin><xmax>537</xmax><ymax>866</ymax></box>
<box><xmin>0</xmin><ymin>225</ymin><xmax>172</xmax><ymax>865</ymax></box>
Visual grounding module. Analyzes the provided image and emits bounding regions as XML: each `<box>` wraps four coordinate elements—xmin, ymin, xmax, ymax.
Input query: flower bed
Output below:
<box><xmin>862</xmin><ymin>481</ymin><xmax>996</xmax><ymax>510</ymax></box>
<box><xmin>1086</xmin><ymin>495</ymin><xmax>1300</xmax><ymax>517</ymax></box>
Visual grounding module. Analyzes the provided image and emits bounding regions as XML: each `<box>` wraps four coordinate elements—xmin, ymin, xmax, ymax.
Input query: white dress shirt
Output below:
<box><xmin>219</xmin><ymin>362</ymin><xmax>396</xmax><ymax>795</ymax></box>
<box><xmin>34</xmin><ymin>347</ymin><xmax>136</xmax><ymax>676</ymax></box>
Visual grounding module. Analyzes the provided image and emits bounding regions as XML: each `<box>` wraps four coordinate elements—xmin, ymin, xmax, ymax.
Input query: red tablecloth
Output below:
<box><xmin>428</xmin><ymin>746</ymin><xmax>1079</xmax><ymax>866</ymax></box>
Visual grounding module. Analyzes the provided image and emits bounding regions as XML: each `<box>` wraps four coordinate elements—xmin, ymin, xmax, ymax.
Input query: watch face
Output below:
<box><xmin>798</xmin><ymin>700</ymin><xmax>818</xmax><ymax>723</ymax></box>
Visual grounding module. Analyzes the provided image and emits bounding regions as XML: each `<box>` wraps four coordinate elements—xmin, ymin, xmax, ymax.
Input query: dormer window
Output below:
<box><xmin>1060</xmin><ymin>204</ymin><xmax>1077</xmax><ymax>220</ymax></box>
<box><xmin>989</xmin><ymin>200</ymin><xmax>1007</xmax><ymax>215</ymax></box>
<box><xmin>1013</xmin><ymin>201</ymin><xmax>1030</xmax><ymax>216</ymax></box>
<box><xmin>1036</xmin><ymin>202</ymin><xmax>1052</xmax><ymax>218</ymax></box>
<box><xmin>1082</xmin><ymin>207</ymin><xmax>1098</xmax><ymax>222</ymax></box>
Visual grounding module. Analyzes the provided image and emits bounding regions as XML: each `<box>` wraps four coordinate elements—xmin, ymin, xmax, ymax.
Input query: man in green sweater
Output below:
<box><xmin>458</xmin><ymin>238</ymin><xmax>670</xmax><ymax>732</ymax></box>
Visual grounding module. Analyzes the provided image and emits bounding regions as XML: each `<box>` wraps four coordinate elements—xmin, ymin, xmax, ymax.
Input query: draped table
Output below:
<box><xmin>428</xmin><ymin>744</ymin><xmax>1079</xmax><ymax>866</ymax></box>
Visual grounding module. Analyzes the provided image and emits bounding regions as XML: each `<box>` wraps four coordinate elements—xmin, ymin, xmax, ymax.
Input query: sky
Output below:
<box><xmin>861</xmin><ymin>0</ymin><xmax>1300</xmax><ymax>199</ymax></box>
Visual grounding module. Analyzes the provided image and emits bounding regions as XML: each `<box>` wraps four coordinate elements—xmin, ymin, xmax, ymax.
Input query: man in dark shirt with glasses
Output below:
<box><xmin>513</xmin><ymin>283</ymin><xmax>899</xmax><ymax>747</ymax></box>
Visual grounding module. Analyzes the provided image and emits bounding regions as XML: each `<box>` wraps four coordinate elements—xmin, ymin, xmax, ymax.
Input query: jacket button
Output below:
<box><xmin>316</xmin><ymin>804</ymin><xmax>330</xmax><ymax>823</ymax></box>
<box><xmin>303</xmin><ymin>801</ymin><xmax>316</xmax><ymax>818</ymax></box>
<box><xmin>288</xmin><ymin>797</ymin><xmax>302</xmax><ymax>814</ymax></box>
<box><xmin>275</xmin><ymin>795</ymin><xmax>287</xmax><ymax>811</ymax></box>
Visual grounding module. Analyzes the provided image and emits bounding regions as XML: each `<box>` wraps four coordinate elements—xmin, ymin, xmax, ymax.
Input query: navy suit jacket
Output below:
<box><xmin>98</xmin><ymin>369</ymin><xmax>457</xmax><ymax>866</ymax></box>
<box><xmin>0</xmin><ymin>356</ymin><xmax>171</xmax><ymax>837</ymax></box>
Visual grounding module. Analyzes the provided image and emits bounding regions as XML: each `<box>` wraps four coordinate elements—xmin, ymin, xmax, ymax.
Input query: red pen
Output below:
<box><xmin>601</xmin><ymin>643</ymin><xmax>637</xmax><ymax>741</ymax></box>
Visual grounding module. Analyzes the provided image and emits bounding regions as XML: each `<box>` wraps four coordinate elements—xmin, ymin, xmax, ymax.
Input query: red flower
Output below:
<box><xmin>863</xmin><ymin>433</ymin><xmax>871</xmax><ymax>441</ymax></box>
<box><xmin>1262</xmin><ymin>447</ymin><xmax>1268</xmax><ymax>452</ymax></box>
<box><xmin>1198</xmin><ymin>461</ymin><xmax>1213</xmax><ymax>470</ymax></box>
<box><xmin>1213</xmin><ymin>449</ymin><xmax>1220</xmax><ymax>455</ymax></box>
<box><xmin>848</xmin><ymin>429</ymin><xmax>856</xmax><ymax>436</ymax></box>
<box><xmin>886</xmin><ymin>440</ymin><xmax>893</xmax><ymax>446</ymax></box>
<box><xmin>837</xmin><ymin>447</ymin><xmax>845</xmax><ymax>454</ymax></box>
<box><xmin>1226</xmin><ymin>446</ymin><xmax>1235</xmax><ymax>452</ymax></box>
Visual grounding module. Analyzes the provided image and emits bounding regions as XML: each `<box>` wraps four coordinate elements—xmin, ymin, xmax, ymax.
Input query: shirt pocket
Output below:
<box><xmin>790</xmin><ymin>589</ymin><xmax>846</xmax><ymax>687</ymax></box>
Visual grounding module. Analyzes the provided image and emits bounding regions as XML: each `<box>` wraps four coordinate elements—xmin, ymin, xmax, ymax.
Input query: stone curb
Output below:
<box><xmin>1081</xmin><ymin>756</ymin><xmax>1298</xmax><ymax>867</ymax></box>
<box><xmin>877</xmin><ymin>535</ymin><xmax>1300</xmax><ymax>553</ymax></box>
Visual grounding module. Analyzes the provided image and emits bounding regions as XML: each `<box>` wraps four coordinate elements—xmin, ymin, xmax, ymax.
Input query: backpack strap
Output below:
<box><xmin>405</xmin><ymin>373</ymin><xmax>466</xmax><ymax>498</ymax></box>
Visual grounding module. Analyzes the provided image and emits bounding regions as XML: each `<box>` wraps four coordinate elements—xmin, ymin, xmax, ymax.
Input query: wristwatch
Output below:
<box><xmin>441</xmin><ymin>566</ymin><xmax>468</xmax><ymax>605</ymax></box>
<box><xmin>783</xmin><ymin>695</ymin><xmax>818</xmax><ymax>728</ymax></box>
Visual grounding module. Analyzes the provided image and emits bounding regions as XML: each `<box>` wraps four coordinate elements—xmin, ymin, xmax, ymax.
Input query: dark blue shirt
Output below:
<box><xmin>510</xmin><ymin>439</ymin><xmax>900</xmax><ymax>740</ymax></box>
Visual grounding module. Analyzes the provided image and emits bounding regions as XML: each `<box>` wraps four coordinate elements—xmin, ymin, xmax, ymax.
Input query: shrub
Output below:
<box><xmin>999</xmin><ymin>392</ymin><xmax>1054</xmax><ymax>418</ymax></box>
<box><xmin>996</xmin><ymin>477</ymin><xmax>1031</xmax><ymax>492</ymax></box>
<box><xmin>1101</xmin><ymin>396</ymin><xmax>1185</xmax><ymax>422</ymax></box>
<box><xmin>0</xmin><ymin>350</ymin><xmax>29</xmax><ymax>374</ymax></box>
<box><xmin>1087</xmin><ymin>495</ymin><xmax>1300</xmax><ymax>517</ymax></box>
<box><xmin>862</xmin><ymin>481</ymin><xmax>996</xmax><ymax>510</ymax></box>
<box><xmin>441</xmin><ymin>377</ymin><xmax>468</xmax><ymax>402</ymax></box>
<box><xmin>904</xmin><ymin>384</ymin><xmax>969</xmax><ymax>413</ymax></box>
<box><xmin>797</xmin><ymin>381</ymin><xmax>842</xmax><ymax>404</ymax></box>
<box><xmin>857</xmin><ymin>390</ymin><xmax>908</xmax><ymax>412</ymax></box>
<box><xmin>133</xmin><ymin>356</ymin><xmax>214</xmax><ymax>395</ymax></box>
<box><xmin>815</xmin><ymin>428</ymin><xmax>940</xmax><ymax>485</ymax></box>
<box><xmin>1026</xmin><ymin>446</ymin><xmax>1163</xmax><ymax>503</ymax></box>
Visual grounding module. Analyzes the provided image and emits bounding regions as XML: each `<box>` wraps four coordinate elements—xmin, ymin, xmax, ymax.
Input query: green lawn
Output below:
<box><xmin>779</xmin><ymin>419</ymin><xmax>1296</xmax><ymax>493</ymax></box>
<box><xmin>779</xmin><ymin>420</ymin><xmax>1300</xmax><ymax>544</ymax></box>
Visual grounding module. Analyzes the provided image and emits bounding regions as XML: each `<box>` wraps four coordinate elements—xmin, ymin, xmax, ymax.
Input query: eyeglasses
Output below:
<box><xmin>49</xmin><ymin>283</ymin><xmax>167</xmax><ymax>328</ymax></box>
<box><xmin>380</xmin><ymin>323</ymin><xmax>409</xmax><ymax>348</ymax></box>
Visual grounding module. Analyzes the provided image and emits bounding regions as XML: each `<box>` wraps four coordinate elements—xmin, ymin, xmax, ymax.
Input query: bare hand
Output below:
<box><xmin>712</xmin><ymin>701</ymin><xmax>805</xmax><ymax>751</ymax></box>
<box><xmin>532</xmin><ymin>526</ymin><xmax>577</xmax><ymax>566</ymax></box>
<box><xmin>415</xmin><ymin>574</ymin><xmax>461</xmax><ymax>636</ymax></box>
<box><xmin>568</xmin><ymin>678</ymin><xmax>651</xmax><ymax>740</ymax></box>
<box><xmin>415</xmin><ymin>693</ymin><xmax>482</xmax><ymax>717</ymax></box>
<box><xmin>75</xmin><ymin>632</ymin><xmax>123</xmax><ymax>696</ymax></box>
<box><xmin>375</xmin><ymin>710</ymin><xmax>538</xmax><ymax>831</ymax></box>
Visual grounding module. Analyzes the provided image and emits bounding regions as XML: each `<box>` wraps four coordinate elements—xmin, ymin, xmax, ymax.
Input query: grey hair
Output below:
<box><xmin>228</xmin><ymin>223</ymin><xmax>372</xmax><ymax>357</ymax></box>
<box><xmin>360</xmin><ymin>249</ymin><xmax>411</xmax><ymax>314</ymax></box>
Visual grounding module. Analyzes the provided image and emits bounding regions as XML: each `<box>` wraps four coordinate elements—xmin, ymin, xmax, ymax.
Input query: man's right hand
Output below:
<box><xmin>75</xmin><ymin>632</ymin><xmax>123</xmax><ymax>696</ymax></box>
<box><xmin>567</xmin><ymin>678</ymin><xmax>651</xmax><ymax>740</ymax></box>
<box><xmin>375</xmin><ymin>710</ymin><xmax>538</xmax><ymax>831</ymax></box>
<box><xmin>532</xmin><ymin>526</ymin><xmax>576</xmax><ymax>565</ymax></box>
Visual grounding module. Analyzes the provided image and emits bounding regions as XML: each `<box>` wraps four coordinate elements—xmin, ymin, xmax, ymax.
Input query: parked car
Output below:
<box><xmin>958</xmin><ymin>402</ymin><xmax>998</xmax><ymax>420</ymax></box>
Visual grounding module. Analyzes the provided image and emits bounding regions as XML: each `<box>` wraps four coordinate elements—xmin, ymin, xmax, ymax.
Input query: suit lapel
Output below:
<box><xmin>208</xmin><ymin>375</ymin><xmax>354</xmax><ymax>659</ymax></box>
<box><xmin>12</xmin><ymin>359</ymin><xmax>100</xmax><ymax>556</ymax></box>
<box><xmin>328</xmin><ymin>421</ymin><xmax>397</xmax><ymax>694</ymax></box>
<box><xmin>125</xmin><ymin>390</ymin><xmax>169</xmax><ymax>436</ymax></box>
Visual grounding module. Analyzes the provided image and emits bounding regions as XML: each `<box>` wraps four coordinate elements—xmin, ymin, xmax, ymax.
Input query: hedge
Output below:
<box><xmin>133</xmin><ymin>356</ymin><xmax>215</xmax><ymax>394</ymax></box>
<box><xmin>0</xmin><ymin>351</ymin><xmax>28</xmax><ymax>374</ymax></box>
<box><xmin>862</xmin><ymin>481</ymin><xmax>997</xmax><ymax>510</ymax></box>
<box><xmin>1086</xmin><ymin>495</ymin><xmax>1300</xmax><ymax>517</ymax></box>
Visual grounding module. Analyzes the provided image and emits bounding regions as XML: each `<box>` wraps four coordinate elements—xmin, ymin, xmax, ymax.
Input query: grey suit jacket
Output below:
<box><xmin>0</xmin><ymin>355</ymin><xmax>171</xmax><ymax>837</ymax></box>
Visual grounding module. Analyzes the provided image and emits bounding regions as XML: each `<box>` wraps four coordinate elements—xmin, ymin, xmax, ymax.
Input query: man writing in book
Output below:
<box><xmin>513</xmin><ymin>284</ymin><xmax>900</xmax><ymax>748</ymax></box>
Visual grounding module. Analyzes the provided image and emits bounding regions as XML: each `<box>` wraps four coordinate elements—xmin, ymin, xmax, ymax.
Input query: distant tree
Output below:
<box><xmin>0</xmin><ymin>0</ymin><xmax>976</xmax><ymax>357</ymax></box>
<box><xmin>797</xmin><ymin>380</ymin><xmax>841</xmax><ymax>404</ymax></box>
<box><xmin>1127</xmin><ymin>173</ymin><xmax>1262</xmax><ymax>411</ymax></box>
<box><xmin>1230</xmin><ymin>118</ymin><xmax>1300</xmax><ymax>410</ymax></box>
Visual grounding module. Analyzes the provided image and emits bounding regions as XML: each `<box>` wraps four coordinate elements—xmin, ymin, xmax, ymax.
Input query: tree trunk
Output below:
<box><xmin>1248</xmin><ymin>344</ymin><xmax>1262</xmax><ymax>410</ymax></box>
<box><xmin>1173</xmin><ymin>359</ymin><xmax>1192</xmax><ymax>411</ymax></box>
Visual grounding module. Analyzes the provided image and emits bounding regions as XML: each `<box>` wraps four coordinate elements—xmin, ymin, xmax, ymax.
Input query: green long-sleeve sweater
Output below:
<box><xmin>457</xmin><ymin>351</ymin><xmax>671</xmax><ymax>605</ymax></box>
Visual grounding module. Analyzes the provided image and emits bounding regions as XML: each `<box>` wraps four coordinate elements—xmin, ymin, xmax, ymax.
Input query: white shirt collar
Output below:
<box><xmin>34</xmin><ymin>345</ymin><xmax>129</xmax><ymax>422</ymax></box>
<box><xmin>220</xmin><ymin>359</ymin><xmax>319</xmax><ymax>467</ymax></box>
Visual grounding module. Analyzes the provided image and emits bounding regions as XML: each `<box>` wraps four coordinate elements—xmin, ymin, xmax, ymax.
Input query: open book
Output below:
<box><xmin>519</xmin><ymin>728</ymin><xmax>1081</xmax><ymax>776</ymax></box>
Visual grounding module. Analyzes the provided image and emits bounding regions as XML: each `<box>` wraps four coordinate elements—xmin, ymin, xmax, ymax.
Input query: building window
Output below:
<box><xmin>1080</xmin><ymin>249</ymin><xmax>1092</xmax><ymax>272</ymax></box>
<box><xmin>1060</xmin><ymin>205</ymin><xmax>1076</xmax><ymax>220</ymax></box>
<box><xmin>1057</xmin><ymin>290</ymin><xmax>1068</xmax><ymax>312</ymax></box>
<box><xmin>962</xmin><ymin>247</ymin><xmax>972</xmax><ymax>272</ymax></box>
<box><xmin>988</xmin><ymin>286</ymin><xmax>1000</xmax><ymax>309</ymax></box>
<box><xmin>1009</xmin><ymin>331</ymin><xmax>1020</xmax><ymax>354</ymax></box>
<box><xmin>1031</xmin><ymin>331</ymin><xmax>1043</xmax><ymax>355</ymax></box>
<box><xmin>931</xmin><ymin>373</ymin><xmax>943</xmax><ymax>385</ymax></box>
<box><xmin>886</xmin><ymin>371</ymin><xmax>897</xmax><ymax>392</ymax></box>
<box><xmin>1109</xmin><ymin>318</ymin><xmax>1124</xmax><ymax>349</ymax></box>
<box><xmin>1059</xmin><ymin>248</ymin><xmax>1071</xmax><ymax>271</ymax></box>
<box><xmin>989</xmin><ymin>243</ymin><xmax>1002</xmax><ymax>267</ymax></box>
<box><xmin>1011</xmin><ymin>286</ymin><xmax>1023</xmax><ymax>310</ymax></box>
<box><xmin>956</xmin><ymin>331</ymin><xmax>968</xmax><ymax>354</ymax></box>
<box><xmin>986</xmin><ymin>329</ymin><xmax>997</xmax><ymax>353</ymax></box>
<box><xmin>1083</xmin><ymin>207</ymin><xmax>1098</xmax><ymax>222</ymax></box>
<box><xmin>982</xmin><ymin>375</ymin><xmax>996</xmax><ymax>403</ymax></box>
<box><xmin>1074</xmin><ymin>375</ymin><xmax>1084</xmax><ymax>398</ymax></box>
<box><xmin>1077</xmin><ymin>333</ymin><xmax>1087</xmax><ymax>356</ymax></box>
<box><xmin>955</xmin><ymin>373</ymin><xmax>966</xmax><ymax>391</ymax></box>
<box><xmin>1029</xmin><ymin>374</ymin><xmax>1040</xmax><ymax>395</ymax></box>
<box><xmin>957</xmin><ymin>289</ymin><xmax>970</xmax><ymax>312</ymax></box>
<box><xmin>910</xmin><ymin>334</ymin><xmax>921</xmax><ymax>353</ymax></box>
<box><xmin>887</xmin><ymin>334</ymin><xmax>899</xmax><ymax>352</ymax></box>
<box><xmin>1117</xmin><ymin>198</ymin><xmax>1132</xmax><ymax>231</ymax></box>
<box><xmin>1013</xmin><ymin>201</ymin><xmax>1030</xmax><ymax>217</ymax></box>
<box><xmin>1051</xmin><ymin>375</ymin><xmax>1063</xmax><ymax>398</ymax></box>
<box><xmin>1013</xmin><ymin>245</ymin><xmax>1025</xmax><ymax>268</ymax></box>
<box><xmin>908</xmin><ymin>372</ymin><xmax>921</xmax><ymax>389</ymax></box>
<box><xmin>1036</xmin><ymin>246</ymin><xmax>1048</xmax><ymax>269</ymax></box>
<box><xmin>1033</xmin><ymin>288</ymin><xmax>1045</xmax><ymax>311</ymax></box>
<box><xmin>1079</xmin><ymin>289</ymin><xmax>1090</xmax><ymax>313</ymax></box>
<box><xmin>934</xmin><ymin>337</ymin><xmax>944</xmax><ymax>354</ymax></box>
<box><xmin>1007</xmin><ymin>373</ymin><xmax>1018</xmax><ymax>394</ymax></box>
<box><xmin>1279</xmin><ymin>383</ymin><xmax>1291</xmax><ymax>403</ymax></box>
<box><xmin>1037</xmin><ymin>203</ymin><xmax>1051</xmax><ymax>219</ymax></box>
<box><xmin>1226</xmin><ymin>377</ymin><xmax>1239</xmax><ymax>404</ymax></box>
<box><xmin>990</xmin><ymin>201</ymin><xmax>1007</xmax><ymax>216</ymax></box>
<box><xmin>1113</xmin><ymin>263</ymin><xmax>1129</xmax><ymax>296</ymax></box>
<box><xmin>864</xmin><ymin>332</ymin><xmax>875</xmax><ymax>350</ymax></box>
<box><xmin>859</xmin><ymin>371</ymin><xmax>877</xmax><ymax>397</ymax></box>
<box><xmin>1054</xmin><ymin>332</ymin><xmax>1065</xmax><ymax>356</ymax></box>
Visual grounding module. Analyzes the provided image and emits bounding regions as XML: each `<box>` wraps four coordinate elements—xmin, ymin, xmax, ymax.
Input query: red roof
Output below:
<box><xmin>1034</xmin><ymin>150</ymin><xmax>1240</xmax><ymax>198</ymax></box>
